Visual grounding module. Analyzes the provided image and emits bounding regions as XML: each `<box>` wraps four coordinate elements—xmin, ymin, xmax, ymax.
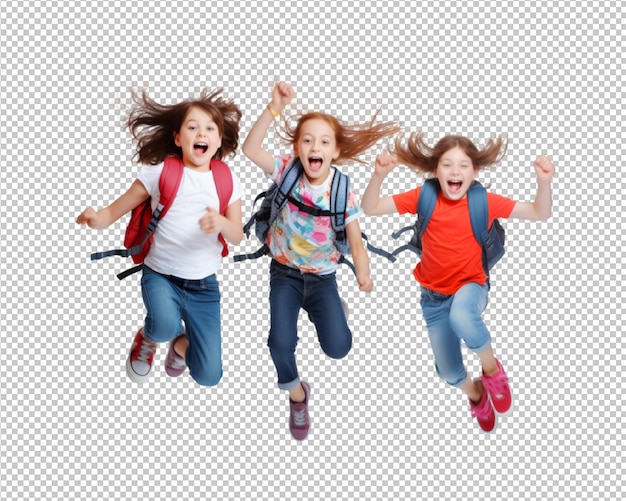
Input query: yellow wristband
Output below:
<box><xmin>267</xmin><ymin>104</ymin><xmax>280</xmax><ymax>118</ymax></box>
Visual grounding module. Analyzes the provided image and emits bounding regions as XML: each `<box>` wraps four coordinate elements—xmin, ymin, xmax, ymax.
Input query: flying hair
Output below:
<box><xmin>393</xmin><ymin>132</ymin><xmax>508</xmax><ymax>173</ymax></box>
<box><xmin>126</xmin><ymin>88</ymin><xmax>242</xmax><ymax>165</ymax></box>
<box><xmin>276</xmin><ymin>110</ymin><xmax>401</xmax><ymax>165</ymax></box>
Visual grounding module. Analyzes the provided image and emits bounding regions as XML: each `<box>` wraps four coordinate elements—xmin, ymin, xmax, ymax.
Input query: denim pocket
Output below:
<box><xmin>420</xmin><ymin>286</ymin><xmax>452</xmax><ymax>305</ymax></box>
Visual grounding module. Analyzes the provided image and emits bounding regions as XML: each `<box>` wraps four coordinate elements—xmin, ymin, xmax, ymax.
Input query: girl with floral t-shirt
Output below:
<box><xmin>242</xmin><ymin>82</ymin><xmax>400</xmax><ymax>440</ymax></box>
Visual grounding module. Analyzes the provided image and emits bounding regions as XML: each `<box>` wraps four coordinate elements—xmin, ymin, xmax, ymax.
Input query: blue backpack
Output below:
<box><xmin>234</xmin><ymin>157</ymin><xmax>394</xmax><ymax>274</ymax></box>
<box><xmin>391</xmin><ymin>178</ymin><xmax>505</xmax><ymax>277</ymax></box>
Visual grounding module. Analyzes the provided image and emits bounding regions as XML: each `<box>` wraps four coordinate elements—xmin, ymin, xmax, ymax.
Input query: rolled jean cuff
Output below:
<box><xmin>278</xmin><ymin>377</ymin><xmax>301</xmax><ymax>391</ymax></box>
<box><xmin>470</xmin><ymin>338</ymin><xmax>492</xmax><ymax>354</ymax></box>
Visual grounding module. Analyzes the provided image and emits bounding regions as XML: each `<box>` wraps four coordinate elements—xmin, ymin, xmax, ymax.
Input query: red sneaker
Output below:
<box><xmin>289</xmin><ymin>381</ymin><xmax>311</xmax><ymax>440</ymax></box>
<box><xmin>126</xmin><ymin>328</ymin><xmax>157</xmax><ymax>384</ymax></box>
<box><xmin>482</xmin><ymin>359</ymin><xmax>513</xmax><ymax>415</ymax></box>
<box><xmin>469</xmin><ymin>379</ymin><xmax>497</xmax><ymax>433</ymax></box>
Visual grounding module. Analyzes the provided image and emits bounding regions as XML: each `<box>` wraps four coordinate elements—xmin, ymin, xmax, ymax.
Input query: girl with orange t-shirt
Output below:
<box><xmin>361</xmin><ymin>133</ymin><xmax>554</xmax><ymax>433</ymax></box>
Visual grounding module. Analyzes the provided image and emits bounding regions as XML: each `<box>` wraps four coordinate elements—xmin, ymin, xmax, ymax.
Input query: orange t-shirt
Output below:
<box><xmin>393</xmin><ymin>188</ymin><xmax>516</xmax><ymax>295</ymax></box>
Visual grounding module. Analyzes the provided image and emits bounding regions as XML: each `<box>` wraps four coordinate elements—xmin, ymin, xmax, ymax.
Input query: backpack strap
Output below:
<box><xmin>272</xmin><ymin>158</ymin><xmax>302</xmax><ymax>218</ymax></box>
<box><xmin>329</xmin><ymin>169</ymin><xmax>348</xmax><ymax>241</ymax></box>
<box><xmin>467</xmin><ymin>181</ymin><xmax>488</xmax><ymax>242</ymax></box>
<box><xmin>417</xmin><ymin>178</ymin><xmax>439</xmax><ymax>237</ymax></box>
<box><xmin>233</xmin><ymin>158</ymin><xmax>302</xmax><ymax>263</ymax></box>
<box><xmin>391</xmin><ymin>178</ymin><xmax>439</xmax><ymax>257</ymax></box>
<box><xmin>210</xmin><ymin>159</ymin><xmax>234</xmax><ymax>257</ymax></box>
<box><xmin>91</xmin><ymin>157</ymin><xmax>184</xmax><ymax>263</ymax></box>
<box><xmin>330</xmin><ymin>169</ymin><xmax>396</xmax><ymax>266</ymax></box>
<box><xmin>114</xmin><ymin>157</ymin><xmax>184</xmax><ymax>279</ymax></box>
<box><xmin>158</xmin><ymin>157</ymin><xmax>185</xmax><ymax>219</ymax></box>
<box><xmin>467</xmin><ymin>180</ymin><xmax>492</xmax><ymax>277</ymax></box>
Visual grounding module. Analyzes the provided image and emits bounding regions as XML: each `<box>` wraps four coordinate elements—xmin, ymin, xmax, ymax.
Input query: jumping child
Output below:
<box><xmin>77</xmin><ymin>89</ymin><xmax>244</xmax><ymax>387</ymax></box>
<box><xmin>242</xmin><ymin>82</ymin><xmax>401</xmax><ymax>439</ymax></box>
<box><xmin>361</xmin><ymin>132</ymin><xmax>554</xmax><ymax>433</ymax></box>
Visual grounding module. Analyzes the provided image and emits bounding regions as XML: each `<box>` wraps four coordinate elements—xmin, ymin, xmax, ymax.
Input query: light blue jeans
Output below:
<box><xmin>141</xmin><ymin>266</ymin><xmax>222</xmax><ymax>387</ymax></box>
<box><xmin>419</xmin><ymin>282</ymin><xmax>491</xmax><ymax>387</ymax></box>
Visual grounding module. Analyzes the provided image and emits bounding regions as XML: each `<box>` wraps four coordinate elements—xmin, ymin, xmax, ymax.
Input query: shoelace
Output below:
<box><xmin>136</xmin><ymin>339</ymin><xmax>156</xmax><ymax>363</ymax></box>
<box><xmin>292</xmin><ymin>408</ymin><xmax>308</xmax><ymax>427</ymax></box>
<box><xmin>471</xmin><ymin>396</ymin><xmax>492</xmax><ymax>420</ymax></box>
<box><xmin>485</xmin><ymin>373</ymin><xmax>509</xmax><ymax>399</ymax></box>
<box><xmin>169</xmin><ymin>354</ymin><xmax>186</xmax><ymax>369</ymax></box>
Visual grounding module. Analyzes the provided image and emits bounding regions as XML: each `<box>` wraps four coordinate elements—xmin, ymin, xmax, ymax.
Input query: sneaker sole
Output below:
<box><xmin>493</xmin><ymin>393</ymin><xmax>515</xmax><ymax>417</ymax></box>
<box><xmin>126</xmin><ymin>355</ymin><xmax>153</xmax><ymax>384</ymax></box>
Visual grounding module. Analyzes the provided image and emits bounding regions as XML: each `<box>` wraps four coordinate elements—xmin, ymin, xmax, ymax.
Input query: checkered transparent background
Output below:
<box><xmin>1</xmin><ymin>0</ymin><xmax>623</xmax><ymax>500</ymax></box>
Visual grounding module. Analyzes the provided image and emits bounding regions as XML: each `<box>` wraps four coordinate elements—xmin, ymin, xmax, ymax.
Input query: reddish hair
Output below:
<box><xmin>393</xmin><ymin>133</ymin><xmax>507</xmax><ymax>173</ymax></box>
<box><xmin>126</xmin><ymin>88</ymin><xmax>242</xmax><ymax>165</ymax></box>
<box><xmin>278</xmin><ymin>111</ymin><xmax>401</xmax><ymax>165</ymax></box>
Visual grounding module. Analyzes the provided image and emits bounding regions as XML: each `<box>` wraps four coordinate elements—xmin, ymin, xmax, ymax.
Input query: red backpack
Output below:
<box><xmin>91</xmin><ymin>156</ymin><xmax>233</xmax><ymax>279</ymax></box>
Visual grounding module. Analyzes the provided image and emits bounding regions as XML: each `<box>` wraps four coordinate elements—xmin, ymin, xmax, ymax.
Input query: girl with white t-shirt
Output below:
<box><xmin>77</xmin><ymin>89</ymin><xmax>243</xmax><ymax>386</ymax></box>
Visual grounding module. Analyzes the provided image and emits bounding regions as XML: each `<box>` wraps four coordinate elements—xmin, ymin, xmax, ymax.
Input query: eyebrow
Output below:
<box><xmin>302</xmin><ymin>133</ymin><xmax>332</xmax><ymax>139</ymax></box>
<box><xmin>185</xmin><ymin>119</ymin><xmax>217</xmax><ymax>126</ymax></box>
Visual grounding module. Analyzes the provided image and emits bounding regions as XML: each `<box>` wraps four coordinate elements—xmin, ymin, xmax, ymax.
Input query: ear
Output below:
<box><xmin>173</xmin><ymin>131</ymin><xmax>181</xmax><ymax>147</ymax></box>
<box><xmin>293</xmin><ymin>144</ymin><xmax>299</xmax><ymax>157</ymax></box>
<box><xmin>332</xmin><ymin>145</ymin><xmax>340</xmax><ymax>161</ymax></box>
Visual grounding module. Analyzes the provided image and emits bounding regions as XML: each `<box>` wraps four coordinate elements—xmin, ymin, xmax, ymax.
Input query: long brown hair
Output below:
<box><xmin>278</xmin><ymin>111</ymin><xmax>401</xmax><ymax>165</ymax></box>
<box><xmin>393</xmin><ymin>132</ymin><xmax>507</xmax><ymax>173</ymax></box>
<box><xmin>126</xmin><ymin>88</ymin><xmax>242</xmax><ymax>165</ymax></box>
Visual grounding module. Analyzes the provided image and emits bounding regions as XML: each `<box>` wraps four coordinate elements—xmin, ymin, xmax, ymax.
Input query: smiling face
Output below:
<box><xmin>293</xmin><ymin>118</ymin><xmax>341</xmax><ymax>185</ymax></box>
<box><xmin>174</xmin><ymin>106</ymin><xmax>222</xmax><ymax>171</ymax></box>
<box><xmin>434</xmin><ymin>146</ymin><xmax>478</xmax><ymax>200</ymax></box>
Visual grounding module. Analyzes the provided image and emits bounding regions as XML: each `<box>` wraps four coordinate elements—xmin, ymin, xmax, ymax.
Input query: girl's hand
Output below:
<box><xmin>374</xmin><ymin>153</ymin><xmax>398</xmax><ymax>177</ymax></box>
<box><xmin>270</xmin><ymin>82</ymin><xmax>295</xmax><ymax>114</ymax></box>
<box><xmin>534</xmin><ymin>155</ymin><xmax>555</xmax><ymax>183</ymax></box>
<box><xmin>76</xmin><ymin>207</ymin><xmax>105</xmax><ymax>229</ymax></box>
<box><xmin>199</xmin><ymin>207</ymin><xmax>225</xmax><ymax>234</ymax></box>
<box><xmin>357</xmin><ymin>274</ymin><xmax>373</xmax><ymax>293</ymax></box>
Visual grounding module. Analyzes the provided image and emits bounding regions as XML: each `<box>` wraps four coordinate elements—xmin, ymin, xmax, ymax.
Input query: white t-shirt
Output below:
<box><xmin>137</xmin><ymin>161</ymin><xmax>243</xmax><ymax>279</ymax></box>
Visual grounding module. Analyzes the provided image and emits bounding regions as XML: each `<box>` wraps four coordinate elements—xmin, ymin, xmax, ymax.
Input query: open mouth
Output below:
<box><xmin>194</xmin><ymin>143</ymin><xmax>208</xmax><ymax>154</ymax></box>
<box><xmin>308</xmin><ymin>157</ymin><xmax>323</xmax><ymax>171</ymax></box>
<box><xmin>447</xmin><ymin>180</ymin><xmax>463</xmax><ymax>193</ymax></box>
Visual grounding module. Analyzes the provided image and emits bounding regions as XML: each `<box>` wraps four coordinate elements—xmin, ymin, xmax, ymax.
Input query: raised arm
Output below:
<box><xmin>242</xmin><ymin>82</ymin><xmax>295</xmax><ymax>175</ymax></box>
<box><xmin>76</xmin><ymin>179</ymin><xmax>150</xmax><ymax>230</ymax></box>
<box><xmin>360</xmin><ymin>153</ymin><xmax>400</xmax><ymax>216</ymax></box>
<box><xmin>509</xmin><ymin>155</ymin><xmax>555</xmax><ymax>221</ymax></box>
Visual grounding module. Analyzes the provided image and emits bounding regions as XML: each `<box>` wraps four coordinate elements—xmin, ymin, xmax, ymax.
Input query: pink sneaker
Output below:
<box><xmin>289</xmin><ymin>381</ymin><xmax>311</xmax><ymax>440</ymax></box>
<box><xmin>482</xmin><ymin>359</ymin><xmax>513</xmax><ymax>415</ymax></box>
<box><xmin>469</xmin><ymin>379</ymin><xmax>497</xmax><ymax>433</ymax></box>
<box><xmin>126</xmin><ymin>328</ymin><xmax>157</xmax><ymax>384</ymax></box>
<box><xmin>165</xmin><ymin>333</ymin><xmax>187</xmax><ymax>377</ymax></box>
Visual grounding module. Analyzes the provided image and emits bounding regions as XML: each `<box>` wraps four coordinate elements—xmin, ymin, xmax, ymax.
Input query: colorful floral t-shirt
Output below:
<box><xmin>267</xmin><ymin>154</ymin><xmax>361</xmax><ymax>275</ymax></box>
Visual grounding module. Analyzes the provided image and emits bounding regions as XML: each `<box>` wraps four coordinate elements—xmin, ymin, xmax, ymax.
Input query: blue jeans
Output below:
<box><xmin>268</xmin><ymin>261</ymin><xmax>352</xmax><ymax>390</ymax></box>
<box><xmin>419</xmin><ymin>282</ymin><xmax>491</xmax><ymax>388</ymax></box>
<box><xmin>141</xmin><ymin>267</ymin><xmax>222</xmax><ymax>387</ymax></box>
